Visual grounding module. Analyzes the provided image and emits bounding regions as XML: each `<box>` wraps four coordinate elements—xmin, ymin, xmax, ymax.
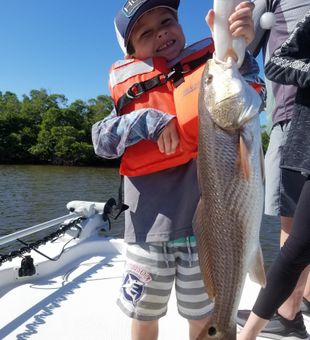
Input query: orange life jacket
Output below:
<box><xmin>109</xmin><ymin>38</ymin><xmax>214</xmax><ymax>177</ymax></box>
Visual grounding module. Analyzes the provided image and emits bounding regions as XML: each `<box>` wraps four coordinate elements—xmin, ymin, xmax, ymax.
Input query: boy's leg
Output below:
<box><xmin>303</xmin><ymin>273</ymin><xmax>310</xmax><ymax>304</ymax></box>
<box><xmin>264</xmin><ymin>123</ymin><xmax>310</xmax><ymax>320</ymax></box>
<box><xmin>118</xmin><ymin>242</ymin><xmax>175</xmax><ymax>339</ymax></box>
<box><xmin>188</xmin><ymin>317</ymin><xmax>211</xmax><ymax>340</ymax></box>
<box><xmin>174</xmin><ymin>237</ymin><xmax>213</xmax><ymax>340</ymax></box>
<box><xmin>131</xmin><ymin>320</ymin><xmax>158</xmax><ymax>340</ymax></box>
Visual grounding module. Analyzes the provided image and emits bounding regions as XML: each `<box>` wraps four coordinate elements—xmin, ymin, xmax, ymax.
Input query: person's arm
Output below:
<box><xmin>265</xmin><ymin>12</ymin><xmax>310</xmax><ymax>88</ymax></box>
<box><xmin>247</xmin><ymin>0</ymin><xmax>269</xmax><ymax>57</ymax></box>
<box><xmin>91</xmin><ymin>107</ymin><xmax>175</xmax><ymax>159</ymax></box>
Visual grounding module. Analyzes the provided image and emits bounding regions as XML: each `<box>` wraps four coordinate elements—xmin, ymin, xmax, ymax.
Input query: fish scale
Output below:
<box><xmin>193</xmin><ymin>58</ymin><xmax>266</xmax><ymax>340</ymax></box>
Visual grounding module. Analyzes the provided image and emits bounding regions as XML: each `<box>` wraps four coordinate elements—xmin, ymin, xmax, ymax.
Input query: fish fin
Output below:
<box><xmin>249</xmin><ymin>246</ymin><xmax>266</xmax><ymax>287</ymax></box>
<box><xmin>239</xmin><ymin>134</ymin><xmax>251</xmax><ymax>181</ymax></box>
<box><xmin>193</xmin><ymin>199</ymin><xmax>216</xmax><ymax>300</ymax></box>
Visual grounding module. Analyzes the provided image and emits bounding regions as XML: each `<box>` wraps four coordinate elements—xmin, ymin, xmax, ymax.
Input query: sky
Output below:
<box><xmin>0</xmin><ymin>0</ymin><xmax>219</xmax><ymax>103</ymax></box>
<box><xmin>0</xmin><ymin>0</ymin><xmax>266</xmax><ymax>125</ymax></box>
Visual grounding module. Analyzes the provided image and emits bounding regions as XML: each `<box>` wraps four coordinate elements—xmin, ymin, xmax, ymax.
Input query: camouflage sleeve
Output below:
<box><xmin>91</xmin><ymin>107</ymin><xmax>175</xmax><ymax>159</ymax></box>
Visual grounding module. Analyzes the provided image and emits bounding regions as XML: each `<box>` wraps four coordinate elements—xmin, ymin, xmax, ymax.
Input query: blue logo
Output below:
<box><xmin>122</xmin><ymin>272</ymin><xmax>145</xmax><ymax>305</ymax></box>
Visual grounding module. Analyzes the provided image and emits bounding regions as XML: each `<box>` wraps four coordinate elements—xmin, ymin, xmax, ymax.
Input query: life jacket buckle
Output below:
<box><xmin>126</xmin><ymin>83</ymin><xmax>144</xmax><ymax>99</ymax></box>
<box><xmin>159</xmin><ymin>70</ymin><xmax>176</xmax><ymax>84</ymax></box>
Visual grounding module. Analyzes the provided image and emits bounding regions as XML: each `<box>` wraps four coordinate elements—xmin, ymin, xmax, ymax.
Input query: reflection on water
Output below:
<box><xmin>0</xmin><ymin>164</ymin><xmax>280</xmax><ymax>268</ymax></box>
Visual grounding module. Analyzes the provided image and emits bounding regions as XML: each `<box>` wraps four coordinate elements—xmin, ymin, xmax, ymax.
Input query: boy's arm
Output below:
<box><xmin>91</xmin><ymin>107</ymin><xmax>175</xmax><ymax>159</ymax></box>
<box><xmin>265</xmin><ymin>13</ymin><xmax>310</xmax><ymax>88</ymax></box>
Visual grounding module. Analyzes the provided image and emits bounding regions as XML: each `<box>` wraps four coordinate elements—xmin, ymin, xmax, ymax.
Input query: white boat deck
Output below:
<box><xmin>0</xmin><ymin>238</ymin><xmax>189</xmax><ymax>340</ymax></box>
<box><xmin>0</xmin><ymin>202</ymin><xmax>309</xmax><ymax>340</ymax></box>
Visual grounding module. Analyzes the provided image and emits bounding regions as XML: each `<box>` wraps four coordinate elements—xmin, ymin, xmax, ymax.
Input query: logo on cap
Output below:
<box><xmin>123</xmin><ymin>0</ymin><xmax>148</xmax><ymax>17</ymax></box>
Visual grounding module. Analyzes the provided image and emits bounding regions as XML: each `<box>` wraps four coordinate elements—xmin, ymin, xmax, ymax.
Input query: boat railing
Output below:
<box><xmin>0</xmin><ymin>212</ymin><xmax>80</xmax><ymax>247</ymax></box>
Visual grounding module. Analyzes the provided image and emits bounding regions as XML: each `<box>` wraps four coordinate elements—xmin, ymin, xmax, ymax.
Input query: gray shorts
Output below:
<box><xmin>117</xmin><ymin>237</ymin><xmax>213</xmax><ymax>321</ymax></box>
<box><xmin>280</xmin><ymin>168</ymin><xmax>309</xmax><ymax>217</ymax></box>
<box><xmin>264</xmin><ymin>121</ymin><xmax>291</xmax><ymax>216</ymax></box>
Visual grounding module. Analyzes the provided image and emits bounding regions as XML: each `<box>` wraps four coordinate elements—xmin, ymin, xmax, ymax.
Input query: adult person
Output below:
<box><xmin>238</xmin><ymin>9</ymin><xmax>310</xmax><ymax>339</ymax></box>
<box><xmin>237</xmin><ymin>0</ymin><xmax>310</xmax><ymax>338</ymax></box>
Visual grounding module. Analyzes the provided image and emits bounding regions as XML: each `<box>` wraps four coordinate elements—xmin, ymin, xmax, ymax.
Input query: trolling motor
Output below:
<box><xmin>102</xmin><ymin>176</ymin><xmax>129</xmax><ymax>231</ymax></box>
<box><xmin>102</xmin><ymin>198</ymin><xmax>129</xmax><ymax>231</ymax></box>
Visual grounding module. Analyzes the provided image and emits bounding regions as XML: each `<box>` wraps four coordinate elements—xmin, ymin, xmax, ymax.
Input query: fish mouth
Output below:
<box><xmin>156</xmin><ymin>40</ymin><xmax>176</xmax><ymax>52</ymax></box>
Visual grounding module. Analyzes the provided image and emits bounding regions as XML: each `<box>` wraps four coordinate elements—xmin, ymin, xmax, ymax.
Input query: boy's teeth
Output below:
<box><xmin>159</xmin><ymin>40</ymin><xmax>173</xmax><ymax>51</ymax></box>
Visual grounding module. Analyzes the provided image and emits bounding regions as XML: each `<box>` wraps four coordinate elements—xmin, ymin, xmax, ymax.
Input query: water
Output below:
<box><xmin>0</xmin><ymin>164</ymin><xmax>125</xmax><ymax>254</ymax></box>
<box><xmin>0</xmin><ymin>165</ymin><xmax>280</xmax><ymax>268</ymax></box>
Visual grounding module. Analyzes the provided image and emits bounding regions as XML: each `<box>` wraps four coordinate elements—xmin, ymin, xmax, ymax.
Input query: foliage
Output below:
<box><xmin>0</xmin><ymin>88</ymin><xmax>270</xmax><ymax>166</ymax></box>
<box><xmin>0</xmin><ymin>89</ymin><xmax>115</xmax><ymax>165</ymax></box>
<box><xmin>261</xmin><ymin>125</ymin><xmax>270</xmax><ymax>154</ymax></box>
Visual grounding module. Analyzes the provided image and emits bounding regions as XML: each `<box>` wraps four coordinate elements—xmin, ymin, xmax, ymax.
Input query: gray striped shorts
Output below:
<box><xmin>117</xmin><ymin>236</ymin><xmax>213</xmax><ymax>321</ymax></box>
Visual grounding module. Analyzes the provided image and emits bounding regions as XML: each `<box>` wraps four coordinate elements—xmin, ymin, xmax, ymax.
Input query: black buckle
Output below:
<box><xmin>126</xmin><ymin>83</ymin><xmax>144</xmax><ymax>99</ymax></box>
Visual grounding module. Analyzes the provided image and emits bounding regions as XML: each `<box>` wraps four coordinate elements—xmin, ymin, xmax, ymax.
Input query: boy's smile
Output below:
<box><xmin>157</xmin><ymin>39</ymin><xmax>176</xmax><ymax>52</ymax></box>
<box><xmin>129</xmin><ymin>7</ymin><xmax>185</xmax><ymax>61</ymax></box>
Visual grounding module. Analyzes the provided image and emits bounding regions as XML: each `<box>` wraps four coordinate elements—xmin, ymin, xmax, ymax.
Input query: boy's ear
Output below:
<box><xmin>125</xmin><ymin>53</ymin><xmax>133</xmax><ymax>59</ymax></box>
<box><xmin>206</xmin><ymin>9</ymin><xmax>214</xmax><ymax>35</ymax></box>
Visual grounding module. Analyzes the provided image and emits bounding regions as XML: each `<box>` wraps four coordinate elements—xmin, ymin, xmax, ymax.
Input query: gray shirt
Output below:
<box><xmin>250</xmin><ymin>0</ymin><xmax>310</xmax><ymax>126</ymax></box>
<box><xmin>124</xmin><ymin>160</ymin><xmax>199</xmax><ymax>243</ymax></box>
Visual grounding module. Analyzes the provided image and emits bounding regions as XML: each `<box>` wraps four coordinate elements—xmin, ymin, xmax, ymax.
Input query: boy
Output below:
<box><xmin>92</xmin><ymin>1</ymin><xmax>257</xmax><ymax>339</ymax></box>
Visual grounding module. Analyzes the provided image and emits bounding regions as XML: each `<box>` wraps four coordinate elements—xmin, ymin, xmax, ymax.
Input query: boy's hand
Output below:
<box><xmin>206</xmin><ymin>1</ymin><xmax>255</xmax><ymax>45</ymax></box>
<box><xmin>157</xmin><ymin>119</ymin><xmax>180</xmax><ymax>155</ymax></box>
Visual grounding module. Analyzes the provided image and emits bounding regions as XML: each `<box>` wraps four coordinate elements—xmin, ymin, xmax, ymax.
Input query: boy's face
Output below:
<box><xmin>129</xmin><ymin>7</ymin><xmax>185</xmax><ymax>61</ymax></box>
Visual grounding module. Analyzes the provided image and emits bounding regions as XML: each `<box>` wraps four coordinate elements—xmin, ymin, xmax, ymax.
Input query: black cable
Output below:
<box><xmin>0</xmin><ymin>217</ymin><xmax>82</xmax><ymax>266</ymax></box>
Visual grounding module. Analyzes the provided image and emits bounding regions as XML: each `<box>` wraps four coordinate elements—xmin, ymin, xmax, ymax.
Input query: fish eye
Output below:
<box><xmin>208</xmin><ymin>326</ymin><xmax>217</xmax><ymax>336</ymax></box>
<box><xmin>206</xmin><ymin>74</ymin><xmax>213</xmax><ymax>84</ymax></box>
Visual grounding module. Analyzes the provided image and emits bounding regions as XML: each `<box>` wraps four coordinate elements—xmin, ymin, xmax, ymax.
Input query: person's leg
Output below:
<box><xmin>174</xmin><ymin>236</ymin><xmax>213</xmax><ymax>340</ymax></box>
<box><xmin>277</xmin><ymin>171</ymin><xmax>309</xmax><ymax>320</ymax></box>
<box><xmin>238</xmin><ymin>180</ymin><xmax>310</xmax><ymax>340</ymax></box>
<box><xmin>117</xmin><ymin>243</ymin><xmax>176</xmax><ymax>340</ymax></box>
<box><xmin>131</xmin><ymin>320</ymin><xmax>158</xmax><ymax>340</ymax></box>
<box><xmin>278</xmin><ymin>216</ymin><xmax>310</xmax><ymax>320</ymax></box>
<box><xmin>188</xmin><ymin>317</ymin><xmax>211</xmax><ymax>340</ymax></box>
<box><xmin>278</xmin><ymin>266</ymin><xmax>310</xmax><ymax>319</ymax></box>
<box><xmin>280</xmin><ymin>216</ymin><xmax>293</xmax><ymax>246</ymax></box>
<box><xmin>263</xmin><ymin>125</ymin><xmax>309</xmax><ymax>318</ymax></box>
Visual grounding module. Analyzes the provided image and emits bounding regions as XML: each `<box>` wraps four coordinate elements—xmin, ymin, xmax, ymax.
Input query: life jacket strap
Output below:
<box><xmin>116</xmin><ymin>51</ymin><xmax>213</xmax><ymax>114</ymax></box>
<box><xmin>116</xmin><ymin>70</ymin><xmax>176</xmax><ymax>114</ymax></box>
<box><xmin>170</xmin><ymin>51</ymin><xmax>213</xmax><ymax>87</ymax></box>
